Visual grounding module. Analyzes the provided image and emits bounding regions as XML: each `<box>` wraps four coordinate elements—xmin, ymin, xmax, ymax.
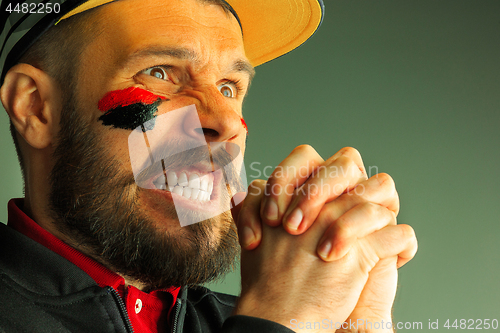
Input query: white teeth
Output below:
<box><xmin>182</xmin><ymin>187</ymin><xmax>192</xmax><ymax>199</ymax></box>
<box><xmin>173</xmin><ymin>186</ymin><xmax>184</xmax><ymax>196</ymax></box>
<box><xmin>157</xmin><ymin>170</ymin><xmax>214</xmax><ymax>202</ymax></box>
<box><xmin>208</xmin><ymin>181</ymin><xmax>213</xmax><ymax>195</ymax></box>
<box><xmin>201</xmin><ymin>177</ymin><xmax>209</xmax><ymax>192</ymax></box>
<box><xmin>191</xmin><ymin>188</ymin><xmax>200</xmax><ymax>200</ymax></box>
<box><xmin>153</xmin><ymin>175</ymin><xmax>166</xmax><ymax>189</ymax></box>
<box><xmin>188</xmin><ymin>174</ymin><xmax>200</xmax><ymax>189</ymax></box>
<box><xmin>178</xmin><ymin>172</ymin><xmax>188</xmax><ymax>187</ymax></box>
<box><xmin>167</xmin><ymin>171</ymin><xmax>178</xmax><ymax>187</ymax></box>
<box><xmin>172</xmin><ymin>187</ymin><xmax>209</xmax><ymax>202</ymax></box>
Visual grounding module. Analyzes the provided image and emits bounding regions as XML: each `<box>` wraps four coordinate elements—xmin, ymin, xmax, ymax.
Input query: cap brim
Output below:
<box><xmin>60</xmin><ymin>0</ymin><xmax>324</xmax><ymax>67</ymax></box>
<box><xmin>227</xmin><ymin>0</ymin><xmax>324</xmax><ymax>66</ymax></box>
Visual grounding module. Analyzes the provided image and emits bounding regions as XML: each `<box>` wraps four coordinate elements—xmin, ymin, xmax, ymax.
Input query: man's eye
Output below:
<box><xmin>218</xmin><ymin>83</ymin><xmax>237</xmax><ymax>98</ymax></box>
<box><xmin>143</xmin><ymin>66</ymin><xmax>170</xmax><ymax>81</ymax></box>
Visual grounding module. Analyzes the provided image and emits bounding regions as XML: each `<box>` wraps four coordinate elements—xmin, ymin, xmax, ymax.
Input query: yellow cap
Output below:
<box><xmin>59</xmin><ymin>0</ymin><xmax>325</xmax><ymax>67</ymax></box>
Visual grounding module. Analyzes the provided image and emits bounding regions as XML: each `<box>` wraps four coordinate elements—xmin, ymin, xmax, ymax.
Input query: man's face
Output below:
<box><xmin>49</xmin><ymin>0</ymin><xmax>252</xmax><ymax>288</ymax></box>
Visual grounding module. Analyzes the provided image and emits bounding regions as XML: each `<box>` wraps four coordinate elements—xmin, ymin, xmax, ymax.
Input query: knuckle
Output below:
<box><xmin>248</xmin><ymin>179</ymin><xmax>265</xmax><ymax>194</ymax></box>
<box><xmin>317</xmin><ymin>204</ymin><xmax>341</xmax><ymax>225</ymax></box>
<box><xmin>389</xmin><ymin>210</ymin><xmax>398</xmax><ymax>225</ymax></box>
<box><xmin>293</xmin><ymin>144</ymin><xmax>317</xmax><ymax>156</ymax></box>
<box><xmin>334</xmin><ymin>215</ymin><xmax>354</xmax><ymax>240</ymax></box>
<box><xmin>300</xmin><ymin>182</ymin><xmax>322</xmax><ymax>201</ymax></box>
<box><xmin>264</xmin><ymin>173</ymin><xmax>280</xmax><ymax>188</ymax></box>
<box><xmin>265</xmin><ymin>177</ymin><xmax>292</xmax><ymax>198</ymax></box>
<box><xmin>340</xmin><ymin>146</ymin><xmax>361</xmax><ymax>158</ymax></box>
<box><xmin>363</xmin><ymin>201</ymin><xmax>383</xmax><ymax>217</ymax></box>
<box><xmin>393</xmin><ymin>195</ymin><xmax>401</xmax><ymax>215</ymax></box>
<box><xmin>372</xmin><ymin>173</ymin><xmax>400</xmax><ymax>213</ymax></box>
<box><xmin>375</xmin><ymin>172</ymin><xmax>396</xmax><ymax>189</ymax></box>
<box><xmin>398</xmin><ymin>224</ymin><xmax>416</xmax><ymax>240</ymax></box>
<box><xmin>267</xmin><ymin>168</ymin><xmax>299</xmax><ymax>192</ymax></box>
<box><xmin>249</xmin><ymin>179</ymin><xmax>266</xmax><ymax>188</ymax></box>
<box><xmin>269</xmin><ymin>169</ymin><xmax>293</xmax><ymax>184</ymax></box>
<box><xmin>347</xmin><ymin>158</ymin><xmax>360</xmax><ymax>175</ymax></box>
<box><xmin>336</xmin><ymin>156</ymin><xmax>362</xmax><ymax>178</ymax></box>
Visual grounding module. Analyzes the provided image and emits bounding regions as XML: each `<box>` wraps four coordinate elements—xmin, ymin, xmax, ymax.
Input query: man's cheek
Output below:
<box><xmin>97</xmin><ymin>87</ymin><xmax>167</xmax><ymax>131</ymax></box>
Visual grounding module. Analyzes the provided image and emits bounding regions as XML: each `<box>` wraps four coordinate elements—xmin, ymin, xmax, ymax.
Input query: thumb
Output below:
<box><xmin>231</xmin><ymin>180</ymin><xmax>267</xmax><ymax>250</ymax></box>
<box><xmin>230</xmin><ymin>191</ymin><xmax>248</xmax><ymax>226</ymax></box>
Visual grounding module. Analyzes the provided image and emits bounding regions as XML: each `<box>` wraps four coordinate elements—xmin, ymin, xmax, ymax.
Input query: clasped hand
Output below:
<box><xmin>231</xmin><ymin>146</ymin><xmax>418</xmax><ymax>332</ymax></box>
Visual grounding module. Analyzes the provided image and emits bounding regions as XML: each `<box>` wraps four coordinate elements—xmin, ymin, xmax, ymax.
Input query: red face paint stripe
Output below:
<box><xmin>241</xmin><ymin>118</ymin><xmax>248</xmax><ymax>134</ymax></box>
<box><xmin>98</xmin><ymin>87</ymin><xmax>166</xmax><ymax>112</ymax></box>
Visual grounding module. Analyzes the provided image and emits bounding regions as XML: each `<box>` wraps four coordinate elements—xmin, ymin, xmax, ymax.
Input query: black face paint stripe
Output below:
<box><xmin>98</xmin><ymin>100</ymin><xmax>161</xmax><ymax>131</ymax></box>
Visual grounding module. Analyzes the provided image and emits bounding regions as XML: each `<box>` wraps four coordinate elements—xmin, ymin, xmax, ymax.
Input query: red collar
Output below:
<box><xmin>7</xmin><ymin>198</ymin><xmax>180</xmax><ymax>333</ymax></box>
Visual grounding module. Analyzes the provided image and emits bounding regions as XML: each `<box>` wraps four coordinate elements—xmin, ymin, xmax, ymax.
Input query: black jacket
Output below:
<box><xmin>0</xmin><ymin>223</ymin><xmax>293</xmax><ymax>333</ymax></box>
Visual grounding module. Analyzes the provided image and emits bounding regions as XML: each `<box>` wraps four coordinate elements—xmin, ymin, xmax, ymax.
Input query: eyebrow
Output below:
<box><xmin>127</xmin><ymin>46</ymin><xmax>255</xmax><ymax>81</ymax></box>
<box><xmin>232</xmin><ymin>59</ymin><xmax>256</xmax><ymax>81</ymax></box>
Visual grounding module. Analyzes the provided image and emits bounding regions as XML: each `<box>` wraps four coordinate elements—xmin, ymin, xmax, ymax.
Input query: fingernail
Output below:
<box><xmin>264</xmin><ymin>198</ymin><xmax>279</xmax><ymax>221</ymax></box>
<box><xmin>241</xmin><ymin>226</ymin><xmax>255</xmax><ymax>248</ymax></box>
<box><xmin>318</xmin><ymin>240</ymin><xmax>332</xmax><ymax>260</ymax></box>
<box><xmin>286</xmin><ymin>208</ymin><xmax>303</xmax><ymax>231</ymax></box>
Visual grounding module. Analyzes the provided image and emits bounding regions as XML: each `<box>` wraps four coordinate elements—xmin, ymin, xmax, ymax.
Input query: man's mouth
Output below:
<box><xmin>152</xmin><ymin>170</ymin><xmax>214</xmax><ymax>202</ymax></box>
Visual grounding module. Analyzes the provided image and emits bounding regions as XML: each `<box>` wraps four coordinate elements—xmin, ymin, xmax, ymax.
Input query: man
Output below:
<box><xmin>0</xmin><ymin>0</ymin><xmax>417</xmax><ymax>332</ymax></box>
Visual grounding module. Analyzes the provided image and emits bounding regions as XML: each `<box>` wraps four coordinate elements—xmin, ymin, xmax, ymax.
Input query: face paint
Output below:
<box><xmin>98</xmin><ymin>87</ymin><xmax>167</xmax><ymax>131</ymax></box>
<box><xmin>241</xmin><ymin>118</ymin><xmax>248</xmax><ymax>134</ymax></box>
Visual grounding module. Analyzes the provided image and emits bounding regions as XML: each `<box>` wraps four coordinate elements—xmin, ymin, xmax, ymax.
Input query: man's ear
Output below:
<box><xmin>0</xmin><ymin>63</ymin><xmax>61</xmax><ymax>149</ymax></box>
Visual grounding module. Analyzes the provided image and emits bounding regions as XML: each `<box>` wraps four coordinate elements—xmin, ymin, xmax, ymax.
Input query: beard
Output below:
<box><xmin>48</xmin><ymin>98</ymin><xmax>240</xmax><ymax>290</ymax></box>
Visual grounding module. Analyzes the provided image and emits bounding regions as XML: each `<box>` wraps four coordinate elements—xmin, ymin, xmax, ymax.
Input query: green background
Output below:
<box><xmin>1</xmin><ymin>0</ymin><xmax>499</xmax><ymax>329</ymax></box>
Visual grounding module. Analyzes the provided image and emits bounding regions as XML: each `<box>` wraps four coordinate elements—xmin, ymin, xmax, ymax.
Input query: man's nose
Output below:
<box><xmin>183</xmin><ymin>88</ymin><xmax>243</xmax><ymax>143</ymax></box>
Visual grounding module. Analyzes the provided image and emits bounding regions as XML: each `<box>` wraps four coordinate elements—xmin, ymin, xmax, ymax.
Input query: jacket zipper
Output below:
<box><xmin>108</xmin><ymin>287</ymin><xmax>134</xmax><ymax>333</ymax></box>
<box><xmin>171</xmin><ymin>297</ymin><xmax>182</xmax><ymax>333</ymax></box>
